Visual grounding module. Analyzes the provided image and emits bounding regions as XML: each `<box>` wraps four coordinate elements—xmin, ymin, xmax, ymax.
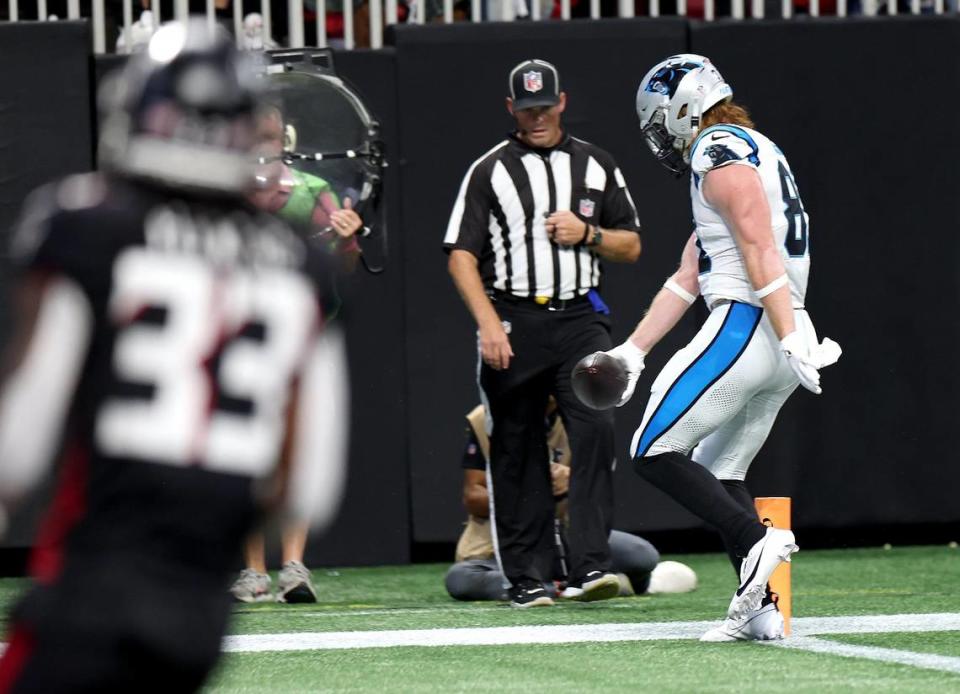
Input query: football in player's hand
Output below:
<box><xmin>571</xmin><ymin>352</ymin><xmax>628</xmax><ymax>410</ymax></box>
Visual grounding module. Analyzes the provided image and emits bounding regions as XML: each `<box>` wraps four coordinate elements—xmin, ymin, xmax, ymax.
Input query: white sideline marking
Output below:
<box><xmin>222</xmin><ymin>612</ymin><xmax>960</xmax><ymax>655</ymax></box>
<box><xmin>772</xmin><ymin>636</ymin><xmax>960</xmax><ymax>675</ymax></box>
<box><xmin>2</xmin><ymin>613</ymin><xmax>959</xmax><ymax>676</ymax></box>
<box><xmin>223</xmin><ymin>620</ymin><xmax>716</xmax><ymax>652</ymax></box>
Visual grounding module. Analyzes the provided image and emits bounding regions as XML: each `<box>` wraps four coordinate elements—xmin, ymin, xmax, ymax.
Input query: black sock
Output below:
<box><xmin>720</xmin><ymin>479</ymin><xmax>756</xmax><ymax>577</ymax></box>
<box><xmin>634</xmin><ymin>452</ymin><xmax>765</xmax><ymax>558</ymax></box>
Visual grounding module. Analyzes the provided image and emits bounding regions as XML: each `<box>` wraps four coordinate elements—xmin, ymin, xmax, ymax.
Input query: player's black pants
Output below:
<box><xmin>0</xmin><ymin>556</ymin><xmax>232</xmax><ymax>694</ymax></box>
<box><xmin>480</xmin><ymin>296</ymin><xmax>615</xmax><ymax>587</ymax></box>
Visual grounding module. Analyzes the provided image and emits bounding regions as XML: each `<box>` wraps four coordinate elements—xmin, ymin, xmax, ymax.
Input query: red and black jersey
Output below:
<box><xmin>5</xmin><ymin>172</ymin><xmax>340</xmax><ymax>585</ymax></box>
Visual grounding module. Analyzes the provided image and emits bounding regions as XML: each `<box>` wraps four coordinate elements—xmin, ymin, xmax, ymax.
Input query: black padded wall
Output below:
<box><xmin>0</xmin><ymin>21</ymin><xmax>93</xmax><ymax>359</ymax></box>
<box><xmin>305</xmin><ymin>48</ymin><xmax>411</xmax><ymax>565</ymax></box>
<box><xmin>0</xmin><ymin>22</ymin><xmax>94</xmax><ymax>236</ymax></box>
<box><xmin>0</xmin><ymin>22</ymin><xmax>95</xmax><ymax>550</ymax></box>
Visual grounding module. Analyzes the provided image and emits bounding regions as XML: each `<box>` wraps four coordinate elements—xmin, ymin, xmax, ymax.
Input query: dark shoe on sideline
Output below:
<box><xmin>560</xmin><ymin>570</ymin><xmax>620</xmax><ymax>602</ymax></box>
<box><xmin>510</xmin><ymin>580</ymin><xmax>555</xmax><ymax>608</ymax></box>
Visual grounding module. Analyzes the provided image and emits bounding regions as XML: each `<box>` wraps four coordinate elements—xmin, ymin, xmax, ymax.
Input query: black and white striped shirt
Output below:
<box><xmin>444</xmin><ymin>132</ymin><xmax>641</xmax><ymax>301</ymax></box>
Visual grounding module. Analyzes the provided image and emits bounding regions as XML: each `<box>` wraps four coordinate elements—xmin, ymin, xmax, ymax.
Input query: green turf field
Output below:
<box><xmin>4</xmin><ymin>545</ymin><xmax>960</xmax><ymax>692</ymax></box>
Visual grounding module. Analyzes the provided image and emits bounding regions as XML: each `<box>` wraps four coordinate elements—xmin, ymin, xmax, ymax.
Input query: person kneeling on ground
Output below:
<box><xmin>445</xmin><ymin>403</ymin><xmax>697</xmax><ymax>606</ymax></box>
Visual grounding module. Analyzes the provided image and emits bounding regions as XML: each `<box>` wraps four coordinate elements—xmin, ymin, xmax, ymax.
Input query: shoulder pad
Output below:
<box><xmin>690</xmin><ymin>125</ymin><xmax>761</xmax><ymax>176</ymax></box>
<box><xmin>10</xmin><ymin>174</ymin><xmax>110</xmax><ymax>268</ymax></box>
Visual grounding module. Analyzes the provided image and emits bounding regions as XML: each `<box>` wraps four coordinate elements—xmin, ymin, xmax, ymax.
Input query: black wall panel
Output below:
<box><xmin>304</xmin><ymin>48</ymin><xmax>411</xmax><ymax>565</ymax></box>
<box><xmin>0</xmin><ymin>22</ymin><xmax>95</xmax><ymax>551</ymax></box>
<box><xmin>0</xmin><ymin>21</ymin><xmax>93</xmax><ymax>357</ymax></box>
<box><xmin>0</xmin><ymin>22</ymin><xmax>94</xmax><ymax>237</ymax></box>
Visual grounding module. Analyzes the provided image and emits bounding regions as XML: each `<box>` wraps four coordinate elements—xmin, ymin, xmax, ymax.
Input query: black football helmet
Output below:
<box><xmin>98</xmin><ymin>18</ymin><xmax>262</xmax><ymax>195</ymax></box>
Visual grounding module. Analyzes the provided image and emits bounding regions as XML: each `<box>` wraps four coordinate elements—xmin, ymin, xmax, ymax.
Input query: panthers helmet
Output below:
<box><xmin>635</xmin><ymin>54</ymin><xmax>732</xmax><ymax>175</ymax></box>
<box><xmin>98</xmin><ymin>18</ymin><xmax>262</xmax><ymax>194</ymax></box>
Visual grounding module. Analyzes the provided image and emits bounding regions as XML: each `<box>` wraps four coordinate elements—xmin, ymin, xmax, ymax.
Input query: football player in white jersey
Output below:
<box><xmin>602</xmin><ymin>54</ymin><xmax>841</xmax><ymax>641</ymax></box>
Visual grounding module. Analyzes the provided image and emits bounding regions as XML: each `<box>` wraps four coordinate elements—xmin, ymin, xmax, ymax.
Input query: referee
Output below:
<box><xmin>444</xmin><ymin>58</ymin><xmax>642</xmax><ymax>607</ymax></box>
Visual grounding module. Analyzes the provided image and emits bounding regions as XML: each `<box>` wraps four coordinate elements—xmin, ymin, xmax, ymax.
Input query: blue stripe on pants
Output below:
<box><xmin>635</xmin><ymin>302</ymin><xmax>763</xmax><ymax>458</ymax></box>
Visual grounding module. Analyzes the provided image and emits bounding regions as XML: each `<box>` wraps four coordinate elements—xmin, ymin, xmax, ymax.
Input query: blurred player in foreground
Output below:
<box><xmin>602</xmin><ymin>55</ymin><xmax>840</xmax><ymax>641</ymax></box>
<box><xmin>0</xmin><ymin>20</ymin><xmax>348</xmax><ymax>692</ymax></box>
<box><xmin>445</xmin><ymin>403</ymin><xmax>697</xmax><ymax>605</ymax></box>
<box><xmin>231</xmin><ymin>103</ymin><xmax>364</xmax><ymax>605</ymax></box>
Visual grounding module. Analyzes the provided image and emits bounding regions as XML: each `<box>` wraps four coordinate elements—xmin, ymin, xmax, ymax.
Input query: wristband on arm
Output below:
<box><xmin>663</xmin><ymin>279</ymin><xmax>696</xmax><ymax>304</ymax></box>
<box><xmin>755</xmin><ymin>274</ymin><xmax>788</xmax><ymax>299</ymax></box>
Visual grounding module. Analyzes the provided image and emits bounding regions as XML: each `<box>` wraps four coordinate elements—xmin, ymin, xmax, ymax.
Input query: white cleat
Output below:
<box><xmin>647</xmin><ymin>561</ymin><xmax>698</xmax><ymax>594</ymax></box>
<box><xmin>700</xmin><ymin>601</ymin><xmax>784</xmax><ymax>642</ymax></box>
<box><xmin>727</xmin><ymin>527</ymin><xmax>798</xmax><ymax>620</ymax></box>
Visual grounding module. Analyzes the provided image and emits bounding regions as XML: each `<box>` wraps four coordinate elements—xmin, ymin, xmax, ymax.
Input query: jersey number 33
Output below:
<box><xmin>95</xmin><ymin>247</ymin><xmax>318</xmax><ymax>478</ymax></box>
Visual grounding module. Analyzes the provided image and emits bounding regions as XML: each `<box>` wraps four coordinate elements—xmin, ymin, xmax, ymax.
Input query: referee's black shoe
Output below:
<box><xmin>560</xmin><ymin>570</ymin><xmax>620</xmax><ymax>602</ymax></box>
<box><xmin>509</xmin><ymin>579</ymin><xmax>555</xmax><ymax>608</ymax></box>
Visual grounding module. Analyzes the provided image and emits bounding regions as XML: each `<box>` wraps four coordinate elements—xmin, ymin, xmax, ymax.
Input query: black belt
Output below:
<box><xmin>490</xmin><ymin>290</ymin><xmax>591</xmax><ymax>312</ymax></box>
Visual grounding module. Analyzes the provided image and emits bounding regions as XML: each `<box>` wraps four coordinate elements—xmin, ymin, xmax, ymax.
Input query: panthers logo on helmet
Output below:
<box><xmin>643</xmin><ymin>62</ymin><xmax>703</xmax><ymax>98</ymax></box>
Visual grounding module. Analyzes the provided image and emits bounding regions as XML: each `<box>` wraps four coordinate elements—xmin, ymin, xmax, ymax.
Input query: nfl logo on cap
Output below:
<box><xmin>509</xmin><ymin>59</ymin><xmax>560</xmax><ymax>111</ymax></box>
<box><xmin>523</xmin><ymin>71</ymin><xmax>543</xmax><ymax>94</ymax></box>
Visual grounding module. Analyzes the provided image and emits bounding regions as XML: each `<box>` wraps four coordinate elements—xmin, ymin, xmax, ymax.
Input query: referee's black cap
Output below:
<box><xmin>509</xmin><ymin>59</ymin><xmax>561</xmax><ymax>111</ymax></box>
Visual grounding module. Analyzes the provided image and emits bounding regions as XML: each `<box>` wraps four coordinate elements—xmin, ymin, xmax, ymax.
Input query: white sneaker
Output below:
<box><xmin>647</xmin><ymin>561</ymin><xmax>698</xmax><ymax>594</ymax></box>
<box><xmin>230</xmin><ymin>569</ymin><xmax>273</xmax><ymax>603</ymax></box>
<box><xmin>727</xmin><ymin>527</ymin><xmax>798</xmax><ymax>619</ymax></box>
<box><xmin>700</xmin><ymin>601</ymin><xmax>784</xmax><ymax>642</ymax></box>
<box><xmin>277</xmin><ymin>560</ymin><xmax>318</xmax><ymax>603</ymax></box>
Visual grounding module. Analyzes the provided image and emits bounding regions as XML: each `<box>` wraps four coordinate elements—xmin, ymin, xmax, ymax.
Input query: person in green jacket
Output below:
<box><xmin>250</xmin><ymin>105</ymin><xmax>364</xmax><ymax>263</ymax></box>
<box><xmin>233</xmin><ymin>105</ymin><xmax>364</xmax><ymax>604</ymax></box>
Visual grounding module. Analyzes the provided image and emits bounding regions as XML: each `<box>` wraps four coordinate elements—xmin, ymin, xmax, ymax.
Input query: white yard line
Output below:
<box><xmin>223</xmin><ymin>612</ymin><xmax>960</xmax><ymax>658</ymax></box>
<box><xmin>223</xmin><ymin>620</ymin><xmax>717</xmax><ymax>652</ymax></box>
<box><xmin>771</xmin><ymin>636</ymin><xmax>960</xmax><ymax>674</ymax></box>
<box><xmin>2</xmin><ymin>612</ymin><xmax>959</xmax><ymax>676</ymax></box>
<box><xmin>792</xmin><ymin>613</ymin><xmax>960</xmax><ymax>636</ymax></box>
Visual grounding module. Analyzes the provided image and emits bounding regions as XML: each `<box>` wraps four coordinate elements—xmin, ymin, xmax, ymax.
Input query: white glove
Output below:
<box><xmin>813</xmin><ymin>337</ymin><xmax>842</xmax><ymax>369</ymax></box>
<box><xmin>781</xmin><ymin>332</ymin><xmax>842</xmax><ymax>395</ymax></box>
<box><xmin>605</xmin><ymin>339</ymin><xmax>647</xmax><ymax>407</ymax></box>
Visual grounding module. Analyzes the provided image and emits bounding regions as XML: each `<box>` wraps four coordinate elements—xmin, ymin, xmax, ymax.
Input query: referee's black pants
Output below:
<box><xmin>480</xmin><ymin>298</ymin><xmax>616</xmax><ymax>587</ymax></box>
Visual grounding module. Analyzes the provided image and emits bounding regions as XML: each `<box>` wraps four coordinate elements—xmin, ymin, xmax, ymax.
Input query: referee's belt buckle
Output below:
<box><xmin>539</xmin><ymin>295</ymin><xmax>582</xmax><ymax>311</ymax></box>
<box><xmin>491</xmin><ymin>291</ymin><xmax>588</xmax><ymax>311</ymax></box>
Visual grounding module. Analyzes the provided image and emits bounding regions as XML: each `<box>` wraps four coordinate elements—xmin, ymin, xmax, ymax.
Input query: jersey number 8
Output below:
<box><xmin>777</xmin><ymin>160</ymin><xmax>808</xmax><ymax>258</ymax></box>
